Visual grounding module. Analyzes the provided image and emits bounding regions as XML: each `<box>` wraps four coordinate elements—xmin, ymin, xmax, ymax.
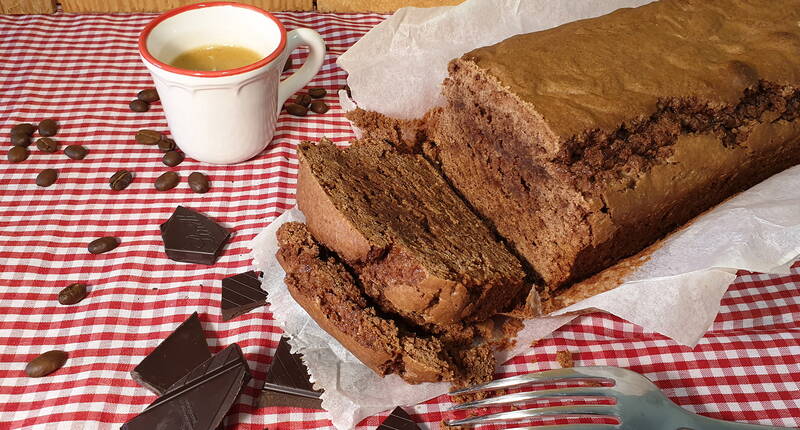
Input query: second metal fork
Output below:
<box><xmin>446</xmin><ymin>366</ymin><xmax>791</xmax><ymax>429</ymax></box>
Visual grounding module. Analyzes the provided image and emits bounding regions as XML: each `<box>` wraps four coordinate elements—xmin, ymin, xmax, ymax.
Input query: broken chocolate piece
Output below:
<box><xmin>130</xmin><ymin>312</ymin><xmax>211</xmax><ymax>395</ymax></box>
<box><xmin>257</xmin><ymin>337</ymin><xmax>323</xmax><ymax>410</ymax></box>
<box><xmin>221</xmin><ymin>271</ymin><xmax>268</xmax><ymax>321</ymax></box>
<box><xmin>377</xmin><ymin>407</ymin><xmax>420</xmax><ymax>430</ymax></box>
<box><xmin>122</xmin><ymin>343</ymin><xmax>251</xmax><ymax>430</ymax></box>
<box><xmin>160</xmin><ymin>206</ymin><xmax>230</xmax><ymax>265</ymax></box>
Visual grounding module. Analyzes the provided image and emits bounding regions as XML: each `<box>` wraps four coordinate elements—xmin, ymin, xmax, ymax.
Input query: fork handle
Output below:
<box><xmin>679</xmin><ymin>414</ymin><xmax>790</xmax><ymax>429</ymax></box>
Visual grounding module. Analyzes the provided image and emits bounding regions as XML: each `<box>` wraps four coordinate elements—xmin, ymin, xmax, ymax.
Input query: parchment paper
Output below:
<box><xmin>250</xmin><ymin>0</ymin><xmax>800</xmax><ymax>428</ymax></box>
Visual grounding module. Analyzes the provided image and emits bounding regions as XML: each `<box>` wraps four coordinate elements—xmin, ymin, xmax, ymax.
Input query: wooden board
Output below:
<box><xmin>59</xmin><ymin>0</ymin><xmax>314</xmax><ymax>13</ymax></box>
<box><xmin>317</xmin><ymin>0</ymin><xmax>464</xmax><ymax>13</ymax></box>
<box><xmin>0</xmin><ymin>0</ymin><xmax>56</xmax><ymax>14</ymax></box>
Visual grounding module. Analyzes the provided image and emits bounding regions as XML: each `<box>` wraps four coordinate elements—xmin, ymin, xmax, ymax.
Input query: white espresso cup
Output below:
<box><xmin>138</xmin><ymin>2</ymin><xmax>325</xmax><ymax>164</ymax></box>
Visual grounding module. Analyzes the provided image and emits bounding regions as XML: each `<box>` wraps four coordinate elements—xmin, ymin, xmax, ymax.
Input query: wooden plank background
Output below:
<box><xmin>59</xmin><ymin>0</ymin><xmax>313</xmax><ymax>13</ymax></box>
<box><xmin>317</xmin><ymin>0</ymin><xmax>464</xmax><ymax>13</ymax></box>
<box><xmin>0</xmin><ymin>0</ymin><xmax>464</xmax><ymax>14</ymax></box>
<box><xmin>0</xmin><ymin>0</ymin><xmax>55</xmax><ymax>14</ymax></box>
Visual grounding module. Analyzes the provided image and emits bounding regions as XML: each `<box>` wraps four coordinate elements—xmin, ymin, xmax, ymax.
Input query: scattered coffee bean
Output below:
<box><xmin>162</xmin><ymin>150</ymin><xmax>184</xmax><ymax>167</ymax></box>
<box><xmin>7</xmin><ymin>146</ymin><xmax>29</xmax><ymax>163</ymax></box>
<box><xmin>58</xmin><ymin>283</ymin><xmax>88</xmax><ymax>305</ymax></box>
<box><xmin>38</xmin><ymin>119</ymin><xmax>58</xmax><ymax>137</ymax></box>
<box><xmin>109</xmin><ymin>169</ymin><xmax>133</xmax><ymax>191</ymax></box>
<box><xmin>155</xmin><ymin>171</ymin><xmax>180</xmax><ymax>191</ymax></box>
<box><xmin>64</xmin><ymin>144</ymin><xmax>88</xmax><ymax>160</ymax></box>
<box><xmin>25</xmin><ymin>350</ymin><xmax>68</xmax><ymax>377</ymax></box>
<box><xmin>285</xmin><ymin>102</ymin><xmax>308</xmax><ymax>117</ymax></box>
<box><xmin>342</xmin><ymin>84</ymin><xmax>352</xmax><ymax>98</ymax></box>
<box><xmin>308</xmin><ymin>88</ymin><xmax>326</xmax><ymax>99</ymax></box>
<box><xmin>11</xmin><ymin>123</ymin><xmax>36</xmax><ymax>137</ymax></box>
<box><xmin>130</xmin><ymin>99</ymin><xmax>150</xmax><ymax>112</ymax></box>
<box><xmin>137</xmin><ymin>88</ymin><xmax>159</xmax><ymax>103</ymax></box>
<box><xmin>11</xmin><ymin>133</ymin><xmax>31</xmax><ymax>147</ymax></box>
<box><xmin>88</xmin><ymin>236</ymin><xmax>119</xmax><ymax>254</ymax></box>
<box><xmin>188</xmin><ymin>172</ymin><xmax>210</xmax><ymax>194</ymax></box>
<box><xmin>36</xmin><ymin>169</ymin><xmax>57</xmax><ymax>187</ymax></box>
<box><xmin>135</xmin><ymin>129</ymin><xmax>162</xmax><ymax>145</ymax></box>
<box><xmin>283</xmin><ymin>57</ymin><xmax>292</xmax><ymax>72</ymax></box>
<box><xmin>36</xmin><ymin>137</ymin><xmax>58</xmax><ymax>153</ymax></box>
<box><xmin>295</xmin><ymin>93</ymin><xmax>312</xmax><ymax>107</ymax></box>
<box><xmin>158</xmin><ymin>137</ymin><xmax>176</xmax><ymax>152</ymax></box>
<box><xmin>310</xmin><ymin>100</ymin><xmax>329</xmax><ymax>114</ymax></box>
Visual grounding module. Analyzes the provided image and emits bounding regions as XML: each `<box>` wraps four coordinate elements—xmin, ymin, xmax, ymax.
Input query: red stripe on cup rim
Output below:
<box><xmin>138</xmin><ymin>1</ymin><xmax>288</xmax><ymax>78</ymax></box>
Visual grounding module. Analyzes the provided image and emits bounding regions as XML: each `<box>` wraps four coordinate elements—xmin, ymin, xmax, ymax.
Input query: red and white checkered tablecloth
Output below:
<box><xmin>0</xmin><ymin>9</ymin><xmax>798</xmax><ymax>430</ymax></box>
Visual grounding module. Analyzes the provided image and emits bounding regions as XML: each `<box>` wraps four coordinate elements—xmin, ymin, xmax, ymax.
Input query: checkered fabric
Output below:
<box><xmin>0</xmin><ymin>10</ymin><xmax>798</xmax><ymax>430</ymax></box>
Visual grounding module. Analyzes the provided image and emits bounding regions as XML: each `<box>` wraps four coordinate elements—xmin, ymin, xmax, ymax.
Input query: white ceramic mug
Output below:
<box><xmin>138</xmin><ymin>2</ymin><xmax>325</xmax><ymax>164</ymax></box>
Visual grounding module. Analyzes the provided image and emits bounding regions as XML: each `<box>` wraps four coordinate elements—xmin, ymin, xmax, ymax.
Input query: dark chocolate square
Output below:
<box><xmin>221</xmin><ymin>271</ymin><xmax>268</xmax><ymax>321</ymax></box>
<box><xmin>130</xmin><ymin>312</ymin><xmax>211</xmax><ymax>395</ymax></box>
<box><xmin>376</xmin><ymin>407</ymin><xmax>419</xmax><ymax>430</ymax></box>
<box><xmin>123</xmin><ymin>343</ymin><xmax>251</xmax><ymax>430</ymax></box>
<box><xmin>160</xmin><ymin>206</ymin><xmax>230</xmax><ymax>265</ymax></box>
<box><xmin>257</xmin><ymin>337</ymin><xmax>324</xmax><ymax>410</ymax></box>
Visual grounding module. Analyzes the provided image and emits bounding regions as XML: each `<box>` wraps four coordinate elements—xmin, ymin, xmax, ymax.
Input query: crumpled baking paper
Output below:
<box><xmin>250</xmin><ymin>0</ymin><xmax>800</xmax><ymax>428</ymax></box>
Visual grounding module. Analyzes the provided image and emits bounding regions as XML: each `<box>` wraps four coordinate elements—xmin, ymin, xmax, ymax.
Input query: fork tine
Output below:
<box><xmin>449</xmin><ymin>367</ymin><xmax>613</xmax><ymax>396</ymax></box>
<box><xmin>449</xmin><ymin>386</ymin><xmax>614</xmax><ymax>410</ymax></box>
<box><xmin>505</xmin><ymin>425</ymin><xmax>619</xmax><ymax>430</ymax></box>
<box><xmin>445</xmin><ymin>404</ymin><xmax>617</xmax><ymax>426</ymax></box>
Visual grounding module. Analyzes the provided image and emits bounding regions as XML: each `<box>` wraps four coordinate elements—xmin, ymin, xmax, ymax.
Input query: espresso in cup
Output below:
<box><xmin>170</xmin><ymin>45</ymin><xmax>263</xmax><ymax>72</ymax></box>
<box><xmin>138</xmin><ymin>2</ymin><xmax>325</xmax><ymax>164</ymax></box>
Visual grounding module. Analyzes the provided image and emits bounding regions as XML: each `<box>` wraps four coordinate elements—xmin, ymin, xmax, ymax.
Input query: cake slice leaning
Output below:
<box><xmin>295</xmin><ymin>139</ymin><xmax>534</xmax><ymax>330</ymax></box>
<box><xmin>276</xmin><ymin>221</ymin><xmax>495</xmax><ymax>385</ymax></box>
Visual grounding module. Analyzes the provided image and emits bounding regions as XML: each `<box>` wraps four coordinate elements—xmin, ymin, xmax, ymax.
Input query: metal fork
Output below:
<box><xmin>446</xmin><ymin>366</ymin><xmax>791</xmax><ymax>429</ymax></box>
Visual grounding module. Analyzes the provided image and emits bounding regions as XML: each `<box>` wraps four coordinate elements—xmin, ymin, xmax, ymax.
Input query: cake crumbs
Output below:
<box><xmin>556</xmin><ymin>350</ymin><xmax>574</xmax><ymax>368</ymax></box>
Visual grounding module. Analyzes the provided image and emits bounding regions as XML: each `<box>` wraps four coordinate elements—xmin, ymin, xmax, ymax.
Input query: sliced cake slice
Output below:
<box><xmin>295</xmin><ymin>139</ymin><xmax>534</xmax><ymax>329</ymax></box>
<box><xmin>275</xmin><ymin>222</ymin><xmax>494</xmax><ymax>385</ymax></box>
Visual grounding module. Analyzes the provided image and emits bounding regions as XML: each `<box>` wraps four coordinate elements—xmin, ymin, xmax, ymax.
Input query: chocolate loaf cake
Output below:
<box><xmin>276</xmin><ymin>222</ymin><xmax>495</xmax><ymax>385</ymax></box>
<box><xmin>421</xmin><ymin>0</ymin><xmax>800</xmax><ymax>291</ymax></box>
<box><xmin>296</xmin><ymin>139</ymin><xmax>531</xmax><ymax>329</ymax></box>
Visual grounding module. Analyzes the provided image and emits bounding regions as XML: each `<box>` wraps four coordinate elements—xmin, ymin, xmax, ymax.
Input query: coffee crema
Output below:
<box><xmin>169</xmin><ymin>45</ymin><xmax>263</xmax><ymax>72</ymax></box>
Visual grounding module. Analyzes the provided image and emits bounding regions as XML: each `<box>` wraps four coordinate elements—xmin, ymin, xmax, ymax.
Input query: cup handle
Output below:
<box><xmin>277</xmin><ymin>28</ymin><xmax>326</xmax><ymax>115</ymax></box>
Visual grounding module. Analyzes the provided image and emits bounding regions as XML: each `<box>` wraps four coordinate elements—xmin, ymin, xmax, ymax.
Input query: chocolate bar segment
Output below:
<box><xmin>122</xmin><ymin>343</ymin><xmax>251</xmax><ymax>430</ymax></box>
<box><xmin>160</xmin><ymin>206</ymin><xmax>230</xmax><ymax>265</ymax></box>
<box><xmin>221</xmin><ymin>271</ymin><xmax>267</xmax><ymax>321</ymax></box>
<box><xmin>257</xmin><ymin>337</ymin><xmax>323</xmax><ymax>410</ymax></box>
<box><xmin>376</xmin><ymin>407</ymin><xmax>419</xmax><ymax>430</ymax></box>
<box><xmin>130</xmin><ymin>312</ymin><xmax>211</xmax><ymax>395</ymax></box>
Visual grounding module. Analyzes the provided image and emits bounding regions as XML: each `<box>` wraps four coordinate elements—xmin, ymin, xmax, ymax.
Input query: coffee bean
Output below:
<box><xmin>58</xmin><ymin>283</ymin><xmax>88</xmax><ymax>305</ymax></box>
<box><xmin>109</xmin><ymin>169</ymin><xmax>133</xmax><ymax>191</ymax></box>
<box><xmin>308</xmin><ymin>88</ymin><xmax>326</xmax><ymax>99</ymax></box>
<box><xmin>310</xmin><ymin>100</ymin><xmax>329</xmax><ymax>114</ymax></box>
<box><xmin>36</xmin><ymin>169</ymin><xmax>57</xmax><ymax>187</ymax></box>
<box><xmin>188</xmin><ymin>172</ymin><xmax>210</xmax><ymax>194</ymax></box>
<box><xmin>25</xmin><ymin>350</ymin><xmax>68</xmax><ymax>377</ymax></box>
<box><xmin>158</xmin><ymin>137</ymin><xmax>176</xmax><ymax>152</ymax></box>
<box><xmin>283</xmin><ymin>57</ymin><xmax>292</xmax><ymax>72</ymax></box>
<box><xmin>285</xmin><ymin>103</ymin><xmax>308</xmax><ymax>117</ymax></box>
<box><xmin>88</xmin><ymin>236</ymin><xmax>119</xmax><ymax>254</ymax></box>
<box><xmin>11</xmin><ymin>133</ymin><xmax>31</xmax><ymax>147</ymax></box>
<box><xmin>64</xmin><ymin>144</ymin><xmax>88</xmax><ymax>160</ymax></box>
<box><xmin>137</xmin><ymin>88</ymin><xmax>159</xmax><ymax>103</ymax></box>
<box><xmin>135</xmin><ymin>129</ymin><xmax>162</xmax><ymax>145</ymax></box>
<box><xmin>155</xmin><ymin>171</ymin><xmax>179</xmax><ymax>191</ymax></box>
<box><xmin>7</xmin><ymin>146</ymin><xmax>29</xmax><ymax>163</ymax></box>
<box><xmin>162</xmin><ymin>150</ymin><xmax>184</xmax><ymax>167</ymax></box>
<box><xmin>38</xmin><ymin>119</ymin><xmax>58</xmax><ymax>137</ymax></box>
<box><xmin>130</xmin><ymin>99</ymin><xmax>150</xmax><ymax>112</ymax></box>
<box><xmin>295</xmin><ymin>93</ymin><xmax>312</xmax><ymax>107</ymax></box>
<box><xmin>36</xmin><ymin>137</ymin><xmax>59</xmax><ymax>153</ymax></box>
<box><xmin>11</xmin><ymin>123</ymin><xmax>36</xmax><ymax>137</ymax></box>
